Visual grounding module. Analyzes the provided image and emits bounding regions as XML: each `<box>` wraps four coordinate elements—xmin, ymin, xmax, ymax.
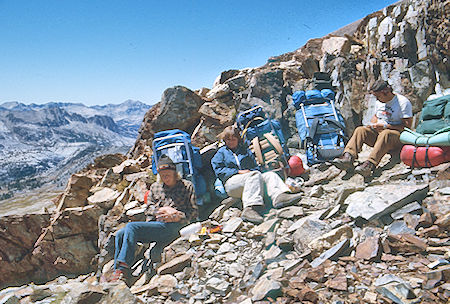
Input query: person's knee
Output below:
<box><xmin>124</xmin><ymin>222</ymin><xmax>135</xmax><ymax>231</ymax></box>
<box><xmin>247</xmin><ymin>170</ymin><xmax>263</xmax><ymax>181</ymax></box>
<box><xmin>124</xmin><ymin>222</ymin><xmax>141</xmax><ymax>235</ymax></box>
<box><xmin>115</xmin><ymin>227</ymin><xmax>125</xmax><ymax>240</ymax></box>
<box><xmin>262</xmin><ymin>171</ymin><xmax>279</xmax><ymax>181</ymax></box>
<box><xmin>353</xmin><ymin>126</ymin><xmax>369</xmax><ymax>135</ymax></box>
<box><xmin>378</xmin><ymin>130</ymin><xmax>400</xmax><ymax>142</ymax></box>
<box><xmin>249</xmin><ymin>170</ymin><xmax>262</xmax><ymax>177</ymax></box>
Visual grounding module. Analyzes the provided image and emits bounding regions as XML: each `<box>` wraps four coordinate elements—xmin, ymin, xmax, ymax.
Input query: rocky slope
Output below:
<box><xmin>130</xmin><ymin>0</ymin><xmax>448</xmax><ymax>157</ymax></box>
<box><xmin>0</xmin><ymin>0</ymin><xmax>449</xmax><ymax>303</ymax></box>
<box><xmin>0</xmin><ymin>100</ymin><xmax>150</xmax><ymax>199</ymax></box>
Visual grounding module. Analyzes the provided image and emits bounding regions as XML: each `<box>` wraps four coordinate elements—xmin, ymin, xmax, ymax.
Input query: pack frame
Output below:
<box><xmin>236</xmin><ymin>105</ymin><xmax>289</xmax><ymax>178</ymax></box>
<box><xmin>296</xmin><ymin>92</ymin><xmax>347</xmax><ymax>164</ymax></box>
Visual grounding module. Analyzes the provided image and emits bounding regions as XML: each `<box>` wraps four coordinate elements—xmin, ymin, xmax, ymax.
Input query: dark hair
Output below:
<box><xmin>369</xmin><ymin>79</ymin><xmax>391</xmax><ymax>92</ymax></box>
<box><xmin>218</xmin><ymin>125</ymin><xmax>240</xmax><ymax>140</ymax></box>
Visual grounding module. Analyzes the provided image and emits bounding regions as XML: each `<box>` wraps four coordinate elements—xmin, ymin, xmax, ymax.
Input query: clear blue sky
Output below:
<box><xmin>0</xmin><ymin>0</ymin><xmax>395</xmax><ymax>106</ymax></box>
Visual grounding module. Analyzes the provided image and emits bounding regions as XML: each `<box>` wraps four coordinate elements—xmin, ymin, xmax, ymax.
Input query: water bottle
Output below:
<box><xmin>179</xmin><ymin>222</ymin><xmax>202</xmax><ymax>237</ymax></box>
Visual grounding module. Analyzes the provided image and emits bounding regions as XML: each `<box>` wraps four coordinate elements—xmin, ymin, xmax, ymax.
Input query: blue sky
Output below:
<box><xmin>0</xmin><ymin>1</ymin><xmax>395</xmax><ymax>106</ymax></box>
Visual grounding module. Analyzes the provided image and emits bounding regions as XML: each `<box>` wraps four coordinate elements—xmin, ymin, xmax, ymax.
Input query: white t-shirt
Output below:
<box><xmin>375</xmin><ymin>94</ymin><xmax>412</xmax><ymax>125</ymax></box>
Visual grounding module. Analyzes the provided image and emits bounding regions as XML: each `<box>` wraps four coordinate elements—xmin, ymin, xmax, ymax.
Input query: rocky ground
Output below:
<box><xmin>0</xmin><ymin>0</ymin><xmax>449</xmax><ymax>303</ymax></box>
<box><xmin>0</xmin><ymin>149</ymin><xmax>449</xmax><ymax>304</ymax></box>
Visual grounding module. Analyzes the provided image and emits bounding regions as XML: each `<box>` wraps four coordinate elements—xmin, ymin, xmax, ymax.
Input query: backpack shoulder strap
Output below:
<box><xmin>251</xmin><ymin>137</ymin><xmax>264</xmax><ymax>164</ymax></box>
<box><xmin>307</xmin><ymin>118</ymin><xmax>320</xmax><ymax>143</ymax></box>
<box><xmin>264</xmin><ymin>133</ymin><xmax>284</xmax><ymax>155</ymax></box>
<box><xmin>323</xmin><ymin>118</ymin><xmax>346</xmax><ymax>134</ymax></box>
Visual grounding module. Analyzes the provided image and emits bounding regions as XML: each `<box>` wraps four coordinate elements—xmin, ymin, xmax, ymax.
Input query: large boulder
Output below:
<box><xmin>0</xmin><ymin>205</ymin><xmax>104</xmax><ymax>288</ymax></box>
<box><xmin>55</xmin><ymin>174</ymin><xmax>95</xmax><ymax>209</ymax></box>
<box><xmin>130</xmin><ymin>86</ymin><xmax>205</xmax><ymax>157</ymax></box>
<box><xmin>345</xmin><ymin>184</ymin><xmax>429</xmax><ymax>222</ymax></box>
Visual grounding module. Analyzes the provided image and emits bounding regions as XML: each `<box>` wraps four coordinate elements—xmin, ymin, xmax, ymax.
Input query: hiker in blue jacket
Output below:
<box><xmin>211</xmin><ymin>126</ymin><xmax>302</xmax><ymax>224</ymax></box>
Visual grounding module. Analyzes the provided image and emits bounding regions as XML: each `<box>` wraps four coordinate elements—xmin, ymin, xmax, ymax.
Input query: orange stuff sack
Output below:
<box><xmin>400</xmin><ymin>145</ymin><xmax>449</xmax><ymax>168</ymax></box>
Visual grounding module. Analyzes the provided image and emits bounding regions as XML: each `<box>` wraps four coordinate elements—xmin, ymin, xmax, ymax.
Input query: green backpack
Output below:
<box><xmin>415</xmin><ymin>95</ymin><xmax>450</xmax><ymax>134</ymax></box>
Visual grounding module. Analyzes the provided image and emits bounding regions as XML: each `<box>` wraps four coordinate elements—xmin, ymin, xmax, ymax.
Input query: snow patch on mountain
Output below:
<box><xmin>0</xmin><ymin>100</ymin><xmax>150</xmax><ymax>198</ymax></box>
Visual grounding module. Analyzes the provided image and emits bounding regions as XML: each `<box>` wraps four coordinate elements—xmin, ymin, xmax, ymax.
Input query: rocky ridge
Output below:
<box><xmin>0</xmin><ymin>0</ymin><xmax>449</xmax><ymax>303</ymax></box>
<box><xmin>130</xmin><ymin>0</ymin><xmax>448</xmax><ymax>156</ymax></box>
<box><xmin>0</xmin><ymin>100</ymin><xmax>150</xmax><ymax>199</ymax></box>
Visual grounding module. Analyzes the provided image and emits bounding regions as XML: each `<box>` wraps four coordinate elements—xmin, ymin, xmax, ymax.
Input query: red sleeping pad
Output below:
<box><xmin>400</xmin><ymin>145</ymin><xmax>450</xmax><ymax>168</ymax></box>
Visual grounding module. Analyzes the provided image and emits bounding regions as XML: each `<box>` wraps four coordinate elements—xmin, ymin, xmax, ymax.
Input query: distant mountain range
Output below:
<box><xmin>0</xmin><ymin>100</ymin><xmax>151</xmax><ymax>199</ymax></box>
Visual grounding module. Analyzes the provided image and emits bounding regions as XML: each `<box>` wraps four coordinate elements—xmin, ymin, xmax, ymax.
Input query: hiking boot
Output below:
<box><xmin>355</xmin><ymin>161</ymin><xmax>375</xmax><ymax>177</ymax></box>
<box><xmin>150</xmin><ymin>248</ymin><xmax>162</xmax><ymax>264</ymax></box>
<box><xmin>273</xmin><ymin>192</ymin><xmax>303</xmax><ymax>209</ymax></box>
<box><xmin>241</xmin><ymin>206</ymin><xmax>264</xmax><ymax>224</ymax></box>
<box><xmin>109</xmin><ymin>269</ymin><xmax>126</xmax><ymax>283</ymax></box>
<box><xmin>333</xmin><ymin>152</ymin><xmax>355</xmax><ymax>170</ymax></box>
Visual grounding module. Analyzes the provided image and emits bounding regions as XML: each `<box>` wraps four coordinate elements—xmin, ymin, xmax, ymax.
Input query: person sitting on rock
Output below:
<box><xmin>111</xmin><ymin>155</ymin><xmax>198</xmax><ymax>281</ymax></box>
<box><xmin>211</xmin><ymin>125</ymin><xmax>302</xmax><ymax>224</ymax></box>
<box><xmin>334</xmin><ymin>80</ymin><xmax>412</xmax><ymax>177</ymax></box>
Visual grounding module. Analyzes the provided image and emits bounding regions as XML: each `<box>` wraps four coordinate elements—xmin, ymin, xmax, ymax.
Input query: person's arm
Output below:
<box><xmin>211</xmin><ymin>148</ymin><xmax>239</xmax><ymax>182</ymax></box>
<box><xmin>245</xmin><ymin>148</ymin><xmax>259</xmax><ymax>171</ymax></box>
<box><xmin>371</xmin><ymin>118</ymin><xmax>412</xmax><ymax>132</ymax></box>
<box><xmin>183</xmin><ymin>182</ymin><xmax>198</xmax><ymax>222</ymax></box>
<box><xmin>370</xmin><ymin>114</ymin><xmax>378</xmax><ymax>124</ymax></box>
<box><xmin>156</xmin><ymin>206</ymin><xmax>184</xmax><ymax>222</ymax></box>
<box><xmin>161</xmin><ymin>181</ymin><xmax>198</xmax><ymax>224</ymax></box>
<box><xmin>372</xmin><ymin>96</ymin><xmax>413</xmax><ymax>132</ymax></box>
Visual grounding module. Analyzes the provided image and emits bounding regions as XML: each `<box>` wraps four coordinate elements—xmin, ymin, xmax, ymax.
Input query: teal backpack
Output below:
<box><xmin>415</xmin><ymin>95</ymin><xmax>450</xmax><ymax>134</ymax></box>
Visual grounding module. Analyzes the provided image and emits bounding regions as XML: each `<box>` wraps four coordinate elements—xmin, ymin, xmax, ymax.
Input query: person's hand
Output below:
<box><xmin>156</xmin><ymin>206</ymin><xmax>183</xmax><ymax>223</ymax></box>
<box><xmin>238</xmin><ymin>170</ymin><xmax>251</xmax><ymax>174</ymax></box>
<box><xmin>370</xmin><ymin>123</ymin><xmax>386</xmax><ymax>132</ymax></box>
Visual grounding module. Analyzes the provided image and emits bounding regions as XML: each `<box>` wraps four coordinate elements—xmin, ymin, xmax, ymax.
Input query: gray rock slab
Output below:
<box><xmin>252</xmin><ymin>218</ymin><xmax>278</xmax><ymax>234</ymax></box>
<box><xmin>438</xmin><ymin>187</ymin><xmax>450</xmax><ymax>195</ymax></box>
<box><xmin>374</xmin><ymin>274</ymin><xmax>405</xmax><ymax>286</ymax></box>
<box><xmin>279</xmin><ymin>259</ymin><xmax>303</xmax><ymax>272</ymax></box>
<box><xmin>288</xmin><ymin>211</ymin><xmax>323</xmax><ymax>233</ymax></box>
<box><xmin>205</xmin><ymin>277</ymin><xmax>230</xmax><ymax>296</ymax></box>
<box><xmin>217</xmin><ymin>242</ymin><xmax>235</xmax><ymax>254</ymax></box>
<box><xmin>292</xmin><ymin>217</ymin><xmax>331</xmax><ymax>252</ymax></box>
<box><xmin>228</xmin><ymin>263</ymin><xmax>245</xmax><ymax>277</ymax></box>
<box><xmin>0</xmin><ymin>294</ymin><xmax>19</xmax><ymax>304</ymax></box>
<box><xmin>391</xmin><ymin>202</ymin><xmax>422</xmax><ymax>220</ymax></box>
<box><xmin>125</xmin><ymin>207</ymin><xmax>146</xmax><ymax>217</ymax></box>
<box><xmin>124</xmin><ymin>171</ymin><xmax>148</xmax><ymax>182</ymax></box>
<box><xmin>386</xmin><ymin>221</ymin><xmax>416</xmax><ymax>235</ymax></box>
<box><xmin>375</xmin><ymin>283</ymin><xmax>419</xmax><ymax>304</ymax></box>
<box><xmin>427</xmin><ymin>259</ymin><xmax>449</xmax><ymax>269</ymax></box>
<box><xmin>310</xmin><ymin>238</ymin><xmax>351</xmax><ymax>268</ymax></box>
<box><xmin>263</xmin><ymin>245</ymin><xmax>282</xmax><ymax>261</ymax></box>
<box><xmin>222</xmin><ymin>217</ymin><xmax>243</xmax><ymax>233</ymax></box>
<box><xmin>277</xmin><ymin>206</ymin><xmax>304</xmax><ymax>219</ymax></box>
<box><xmin>251</xmin><ymin>278</ymin><xmax>282</xmax><ymax>301</ymax></box>
<box><xmin>345</xmin><ymin>184</ymin><xmax>429</xmax><ymax>221</ymax></box>
<box><xmin>87</xmin><ymin>188</ymin><xmax>120</xmax><ymax>205</ymax></box>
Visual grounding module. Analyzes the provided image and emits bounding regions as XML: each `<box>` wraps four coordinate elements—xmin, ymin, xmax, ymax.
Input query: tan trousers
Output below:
<box><xmin>344</xmin><ymin>126</ymin><xmax>403</xmax><ymax>166</ymax></box>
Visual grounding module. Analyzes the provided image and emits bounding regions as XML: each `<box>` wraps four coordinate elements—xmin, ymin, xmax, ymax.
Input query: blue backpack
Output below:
<box><xmin>151</xmin><ymin>129</ymin><xmax>207</xmax><ymax>205</ymax></box>
<box><xmin>293</xmin><ymin>89</ymin><xmax>347</xmax><ymax>165</ymax></box>
<box><xmin>236</xmin><ymin>105</ymin><xmax>289</xmax><ymax>175</ymax></box>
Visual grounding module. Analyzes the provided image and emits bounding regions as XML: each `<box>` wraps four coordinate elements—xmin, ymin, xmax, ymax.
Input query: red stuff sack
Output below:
<box><xmin>288</xmin><ymin>155</ymin><xmax>305</xmax><ymax>176</ymax></box>
<box><xmin>400</xmin><ymin>145</ymin><xmax>449</xmax><ymax>168</ymax></box>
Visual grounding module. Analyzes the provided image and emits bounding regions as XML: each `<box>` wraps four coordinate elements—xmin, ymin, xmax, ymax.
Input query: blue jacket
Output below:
<box><xmin>211</xmin><ymin>144</ymin><xmax>259</xmax><ymax>183</ymax></box>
